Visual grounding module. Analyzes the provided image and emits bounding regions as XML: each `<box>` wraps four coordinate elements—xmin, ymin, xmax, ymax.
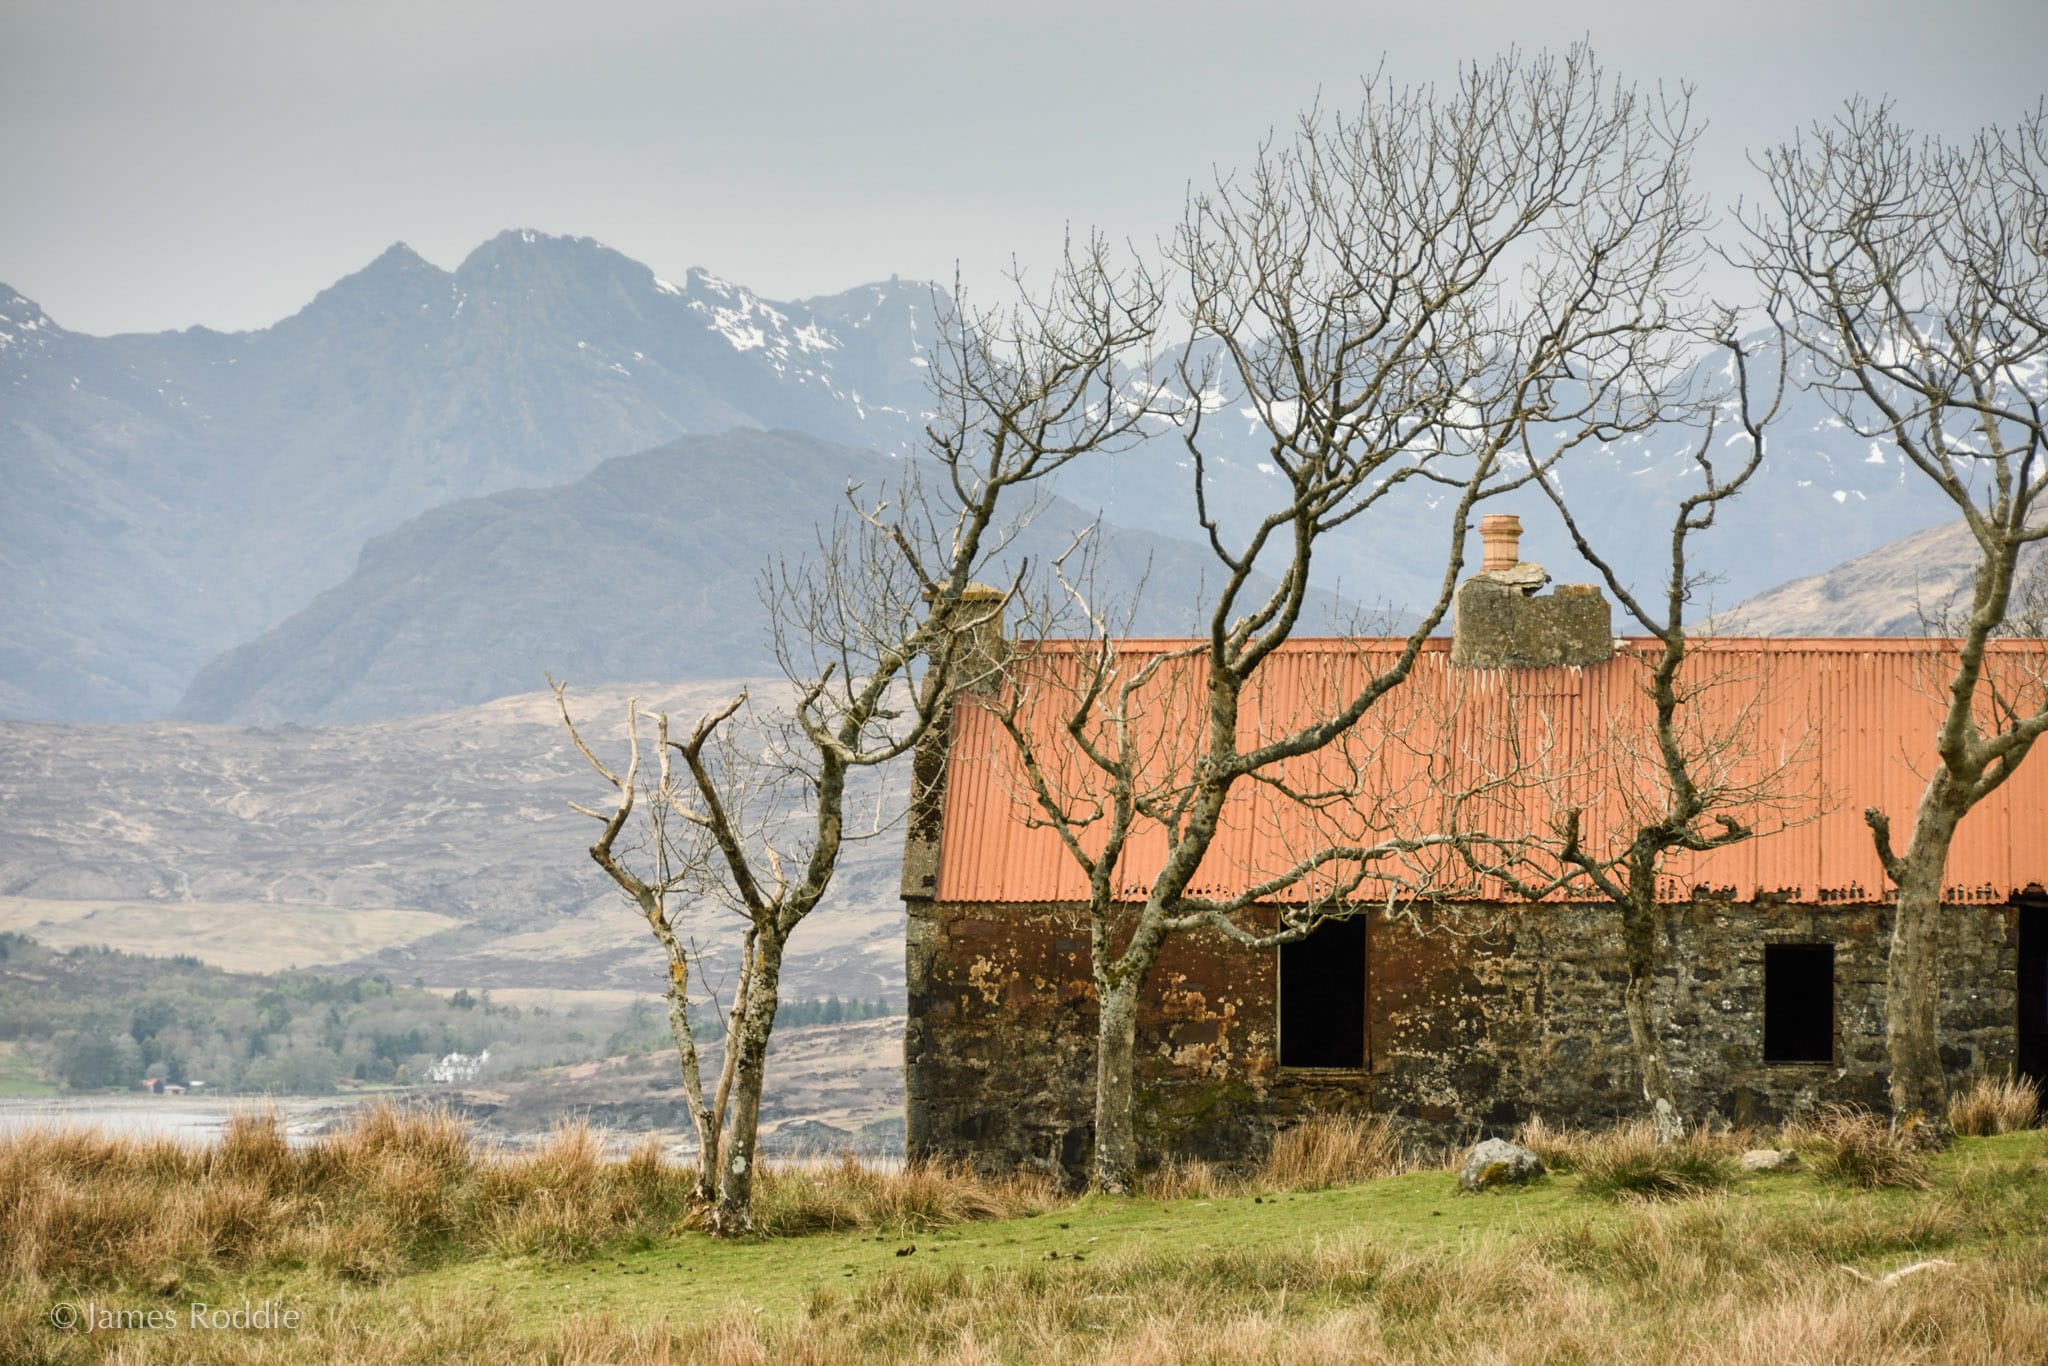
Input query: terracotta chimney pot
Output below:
<box><xmin>1480</xmin><ymin>514</ymin><xmax>1522</xmax><ymax>572</ymax></box>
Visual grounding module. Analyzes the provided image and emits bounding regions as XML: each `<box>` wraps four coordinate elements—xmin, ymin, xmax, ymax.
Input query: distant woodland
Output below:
<box><xmin>0</xmin><ymin>934</ymin><xmax>895</xmax><ymax>1095</ymax></box>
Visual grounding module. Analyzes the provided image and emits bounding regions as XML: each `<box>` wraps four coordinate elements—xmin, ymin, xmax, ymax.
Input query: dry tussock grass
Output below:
<box><xmin>1538</xmin><ymin>1188</ymin><xmax>1972</xmax><ymax>1300</ymax></box>
<box><xmin>1141</xmin><ymin>1155</ymin><xmax>1237</xmax><ymax>1201</ymax></box>
<box><xmin>1514</xmin><ymin>1111</ymin><xmax>1593</xmax><ymax>1172</ymax></box>
<box><xmin>1259</xmin><ymin>1112</ymin><xmax>1405</xmax><ymax>1189</ymax></box>
<box><xmin>18</xmin><ymin>1244</ymin><xmax>2047</xmax><ymax>1366</ymax></box>
<box><xmin>0</xmin><ymin>1105</ymin><xmax>1074</xmax><ymax>1297</ymax></box>
<box><xmin>1141</xmin><ymin>1113</ymin><xmax>1406</xmax><ymax>1199</ymax></box>
<box><xmin>753</xmin><ymin>1154</ymin><xmax>1061</xmax><ymax>1236</ymax></box>
<box><xmin>1788</xmin><ymin>1105</ymin><xmax>1934</xmax><ymax>1190</ymax></box>
<box><xmin>1714</xmin><ymin>1274</ymin><xmax>2048</xmax><ymax>1366</ymax></box>
<box><xmin>1949</xmin><ymin>1073</ymin><xmax>2040</xmax><ymax>1136</ymax></box>
<box><xmin>1567</xmin><ymin>1121</ymin><xmax>1739</xmax><ymax>1201</ymax></box>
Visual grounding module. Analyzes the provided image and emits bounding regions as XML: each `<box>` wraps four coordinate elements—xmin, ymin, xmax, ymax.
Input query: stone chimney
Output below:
<box><xmin>938</xmin><ymin>583</ymin><xmax>1010</xmax><ymax>693</ymax></box>
<box><xmin>1451</xmin><ymin>518</ymin><xmax>1613</xmax><ymax>669</ymax></box>
<box><xmin>900</xmin><ymin>582</ymin><xmax>1008</xmax><ymax>922</ymax></box>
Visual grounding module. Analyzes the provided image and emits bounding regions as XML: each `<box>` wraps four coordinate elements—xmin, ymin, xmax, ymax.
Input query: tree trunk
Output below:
<box><xmin>1092</xmin><ymin>975</ymin><xmax>1143</xmax><ymax>1193</ymax></box>
<box><xmin>712</xmin><ymin>934</ymin><xmax>786</xmax><ymax>1234</ymax></box>
<box><xmin>662</xmin><ymin>969</ymin><xmax>719</xmax><ymax>1204</ymax></box>
<box><xmin>1091</xmin><ymin>907</ymin><xmax>1176</xmax><ymax>1195</ymax></box>
<box><xmin>1620</xmin><ymin>896</ymin><xmax>1682</xmax><ymax>1142</ymax></box>
<box><xmin>1886</xmin><ymin>800</ymin><xmax>1964</xmax><ymax>1130</ymax></box>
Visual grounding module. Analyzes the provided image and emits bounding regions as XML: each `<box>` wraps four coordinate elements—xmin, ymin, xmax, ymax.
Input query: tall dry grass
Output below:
<box><xmin>0</xmin><ymin>1105</ymin><xmax>706</xmax><ymax>1289</ymax></box>
<box><xmin>1143</xmin><ymin>1113</ymin><xmax>1407</xmax><ymax>1199</ymax></box>
<box><xmin>1259</xmin><ymin>1112</ymin><xmax>1406</xmax><ymax>1189</ymax></box>
<box><xmin>0</xmin><ymin>1104</ymin><xmax>1063</xmax><ymax>1293</ymax></box>
<box><xmin>1949</xmin><ymin>1073</ymin><xmax>2040</xmax><ymax>1136</ymax></box>
<box><xmin>754</xmin><ymin>1155</ymin><xmax>1062</xmax><ymax>1236</ymax></box>
<box><xmin>1788</xmin><ymin>1105</ymin><xmax>1934</xmax><ymax>1190</ymax></box>
<box><xmin>1566</xmin><ymin>1121</ymin><xmax>1739</xmax><ymax>1201</ymax></box>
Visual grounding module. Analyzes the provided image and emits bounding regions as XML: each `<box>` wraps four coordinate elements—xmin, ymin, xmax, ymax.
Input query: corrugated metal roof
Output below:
<box><xmin>934</xmin><ymin>636</ymin><xmax>2048</xmax><ymax>906</ymax></box>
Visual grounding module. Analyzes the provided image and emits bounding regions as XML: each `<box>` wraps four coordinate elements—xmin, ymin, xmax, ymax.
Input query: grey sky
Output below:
<box><xmin>4</xmin><ymin>0</ymin><xmax>2045</xmax><ymax>336</ymax></box>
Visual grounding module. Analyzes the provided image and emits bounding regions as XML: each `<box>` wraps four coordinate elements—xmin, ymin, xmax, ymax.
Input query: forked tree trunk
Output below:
<box><xmin>713</xmin><ymin>936</ymin><xmax>786</xmax><ymax>1234</ymax></box>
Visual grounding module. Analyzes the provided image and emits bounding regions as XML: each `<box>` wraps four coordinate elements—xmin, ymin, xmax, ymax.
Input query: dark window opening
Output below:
<box><xmin>1763</xmin><ymin>943</ymin><xmax>1834</xmax><ymax>1063</ymax></box>
<box><xmin>2018</xmin><ymin>904</ymin><xmax>2048</xmax><ymax>1094</ymax></box>
<box><xmin>1279</xmin><ymin>917</ymin><xmax>1365</xmax><ymax>1068</ymax></box>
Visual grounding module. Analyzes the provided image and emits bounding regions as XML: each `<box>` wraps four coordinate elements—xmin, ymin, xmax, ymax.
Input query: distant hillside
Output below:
<box><xmin>1718</xmin><ymin>519</ymin><xmax>2048</xmax><ymax>636</ymax></box>
<box><xmin>173</xmin><ymin>427</ymin><xmax>1356</xmax><ymax>725</ymax></box>
<box><xmin>0</xmin><ymin>681</ymin><xmax>908</xmax><ymax>1003</ymax></box>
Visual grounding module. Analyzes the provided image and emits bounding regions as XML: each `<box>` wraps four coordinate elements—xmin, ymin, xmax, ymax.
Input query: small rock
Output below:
<box><xmin>1457</xmin><ymin>1138</ymin><xmax>1544</xmax><ymax>1192</ymax></box>
<box><xmin>1740</xmin><ymin>1148</ymin><xmax>1800</xmax><ymax>1172</ymax></box>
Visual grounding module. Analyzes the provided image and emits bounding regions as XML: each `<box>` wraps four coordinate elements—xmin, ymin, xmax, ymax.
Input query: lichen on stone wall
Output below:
<box><xmin>905</xmin><ymin>893</ymin><xmax>2019</xmax><ymax>1182</ymax></box>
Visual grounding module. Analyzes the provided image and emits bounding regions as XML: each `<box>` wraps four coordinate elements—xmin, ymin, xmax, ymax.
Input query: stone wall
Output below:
<box><xmin>1449</xmin><ymin>576</ymin><xmax>1613</xmax><ymax>668</ymax></box>
<box><xmin>904</xmin><ymin>893</ymin><xmax>2017</xmax><ymax>1182</ymax></box>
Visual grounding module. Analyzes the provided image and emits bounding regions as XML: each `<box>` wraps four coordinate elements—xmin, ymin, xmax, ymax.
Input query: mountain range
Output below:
<box><xmin>1</xmin><ymin>233</ymin><xmax>938</xmax><ymax>721</ymax></box>
<box><xmin>3</xmin><ymin>230</ymin><xmax>1972</xmax><ymax>726</ymax></box>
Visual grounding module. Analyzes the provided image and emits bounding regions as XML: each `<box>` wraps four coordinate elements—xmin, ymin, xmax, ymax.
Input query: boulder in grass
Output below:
<box><xmin>1739</xmin><ymin>1148</ymin><xmax>1800</xmax><ymax>1172</ymax></box>
<box><xmin>1458</xmin><ymin>1138</ymin><xmax>1544</xmax><ymax>1191</ymax></box>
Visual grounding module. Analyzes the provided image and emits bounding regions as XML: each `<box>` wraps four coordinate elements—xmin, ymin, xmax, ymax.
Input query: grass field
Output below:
<box><xmin>0</xmin><ymin>1042</ymin><xmax>59</xmax><ymax>1098</ymax></box>
<box><xmin>3</xmin><ymin>1105</ymin><xmax>2043</xmax><ymax>1363</ymax></box>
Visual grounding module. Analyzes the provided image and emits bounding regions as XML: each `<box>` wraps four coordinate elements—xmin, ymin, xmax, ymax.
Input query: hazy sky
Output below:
<box><xmin>4</xmin><ymin>0</ymin><xmax>2045</xmax><ymax>336</ymax></box>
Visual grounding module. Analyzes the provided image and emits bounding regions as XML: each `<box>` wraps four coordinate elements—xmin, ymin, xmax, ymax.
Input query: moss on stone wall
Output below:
<box><xmin>906</xmin><ymin>893</ymin><xmax>2017</xmax><ymax>1182</ymax></box>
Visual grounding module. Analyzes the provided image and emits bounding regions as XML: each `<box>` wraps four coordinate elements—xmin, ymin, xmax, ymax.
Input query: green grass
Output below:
<box><xmin>0</xmin><ymin>1042</ymin><xmax>58</xmax><ymax>1097</ymax></box>
<box><xmin>406</xmin><ymin>1163</ymin><xmax>1587</xmax><ymax>1327</ymax></box>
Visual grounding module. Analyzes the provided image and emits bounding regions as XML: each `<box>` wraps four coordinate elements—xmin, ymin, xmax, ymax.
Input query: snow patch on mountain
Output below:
<box><xmin>0</xmin><ymin>289</ymin><xmax>56</xmax><ymax>354</ymax></box>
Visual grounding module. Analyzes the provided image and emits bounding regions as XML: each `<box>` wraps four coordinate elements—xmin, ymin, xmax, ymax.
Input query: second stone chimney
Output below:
<box><xmin>1451</xmin><ymin>516</ymin><xmax>1613</xmax><ymax>669</ymax></box>
<box><xmin>935</xmin><ymin>582</ymin><xmax>1010</xmax><ymax>693</ymax></box>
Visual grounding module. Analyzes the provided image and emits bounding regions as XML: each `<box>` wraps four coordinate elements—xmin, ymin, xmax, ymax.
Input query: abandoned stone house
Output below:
<box><xmin>900</xmin><ymin>519</ymin><xmax>2048</xmax><ymax>1178</ymax></box>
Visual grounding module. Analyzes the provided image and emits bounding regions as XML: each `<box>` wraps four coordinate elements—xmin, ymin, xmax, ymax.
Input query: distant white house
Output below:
<box><xmin>428</xmin><ymin>1049</ymin><xmax>489</xmax><ymax>1084</ymax></box>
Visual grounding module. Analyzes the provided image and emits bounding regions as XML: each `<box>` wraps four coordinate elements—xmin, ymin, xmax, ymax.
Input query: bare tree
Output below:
<box><xmin>557</xmin><ymin>239</ymin><xmax>1164</xmax><ymax>1231</ymax></box>
<box><xmin>1487</xmin><ymin>334</ymin><xmax>1797</xmax><ymax>1140</ymax></box>
<box><xmin>986</xmin><ymin>48</ymin><xmax>1715</xmax><ymax>1193</ymax></box>
<box><xmin>1747</xmin><ymin>101</ymin><xmax>2048</xmax><ymax>1128</ymax></box>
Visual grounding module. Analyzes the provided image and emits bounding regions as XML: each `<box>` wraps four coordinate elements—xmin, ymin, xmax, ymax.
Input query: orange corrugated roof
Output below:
<box><xmin>934</xmin><ymin>636</ymin><xmax>2048</xmax><ymax>906</ymax></box>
